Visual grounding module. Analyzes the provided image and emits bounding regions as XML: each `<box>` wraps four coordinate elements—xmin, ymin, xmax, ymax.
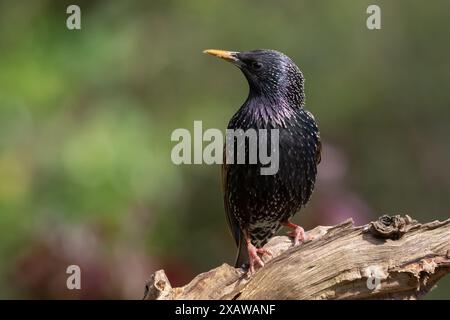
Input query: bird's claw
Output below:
<box><xmin>247</xmin><ymin>244</ymin><xmax>272</xmax><ymax>275</ymax></box>
<box><xmin>287</xmin><ymin>225</ymin><xmax>308</xmax><ymax>246</ymax></box>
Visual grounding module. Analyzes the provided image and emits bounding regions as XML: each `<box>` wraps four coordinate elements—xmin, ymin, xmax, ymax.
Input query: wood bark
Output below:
<box><xmin>144</xmin><ymin>215</ymin><xmax>450</xmax><ymax>300</ymax></box>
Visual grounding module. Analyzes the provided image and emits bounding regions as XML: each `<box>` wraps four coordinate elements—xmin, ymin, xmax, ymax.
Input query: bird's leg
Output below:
<box><xmin>245</xmin><ymin>231</ymin><xmax>272</xmax><ymax>274</ymax></box>
<box><xmin>281</xmin><ymin>220</ymin><xmax>308</xmax><ymax>246</ymax></box>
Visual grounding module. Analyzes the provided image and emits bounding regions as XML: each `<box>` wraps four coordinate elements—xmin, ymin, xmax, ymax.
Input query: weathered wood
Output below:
<box><xmin>144</xmin><ymin>215</ymin><xmax>450</xmax><ymax>300</ymax></box>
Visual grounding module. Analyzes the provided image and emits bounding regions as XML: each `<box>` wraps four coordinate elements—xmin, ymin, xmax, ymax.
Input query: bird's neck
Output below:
<box><xmin>240</xmin><ymin>94</ymin><xmax>298</xmax><ymax>128</ymax></box>
<box><xmin>246</xmin><ymin>79</ymin><xmax>305</xmax><ymax>109</ymax></box>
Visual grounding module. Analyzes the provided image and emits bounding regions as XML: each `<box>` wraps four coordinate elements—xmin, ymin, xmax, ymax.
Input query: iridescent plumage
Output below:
<box><xmin>206</xmin><ymin>49</ymin><xmax>321</xmax><ymax>271</ymax></box>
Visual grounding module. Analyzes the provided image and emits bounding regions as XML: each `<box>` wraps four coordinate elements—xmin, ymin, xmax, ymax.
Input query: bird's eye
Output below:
<box><xmin>251</xmin><ymin>61</ymin><xmax>263</xmax><ymax>70</ymax></box>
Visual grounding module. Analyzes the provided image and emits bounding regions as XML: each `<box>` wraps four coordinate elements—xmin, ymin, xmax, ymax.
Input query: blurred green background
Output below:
<box><xmin>0</xmin><ymin>0</ymin><xmax>449</xmax><ymax>299</ymax></box>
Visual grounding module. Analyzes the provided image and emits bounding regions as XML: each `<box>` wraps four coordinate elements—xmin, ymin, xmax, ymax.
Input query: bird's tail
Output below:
<box><xmin>234</xmin><ymin>233</ymin><xmax>249</xmax><ymax>268</ymax></box>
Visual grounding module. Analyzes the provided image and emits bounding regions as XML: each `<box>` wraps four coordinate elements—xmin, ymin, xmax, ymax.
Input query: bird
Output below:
<box><xmin>204</xmin><ymin>49</ymin><xmax>321</xmax><ymax>273</ymax></box>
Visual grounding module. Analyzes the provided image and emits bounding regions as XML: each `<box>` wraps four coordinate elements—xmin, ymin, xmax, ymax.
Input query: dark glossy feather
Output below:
<box><xmin>218</xmin><ymin>49</ymin><xmax>321</xmax><ymax>266</ymax></box>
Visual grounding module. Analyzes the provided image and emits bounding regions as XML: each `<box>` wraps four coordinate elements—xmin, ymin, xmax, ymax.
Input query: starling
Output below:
<box><xmin>204</xmin><ymin>49</ymin><xmax>321</xmax><ymax>273</ymax></box>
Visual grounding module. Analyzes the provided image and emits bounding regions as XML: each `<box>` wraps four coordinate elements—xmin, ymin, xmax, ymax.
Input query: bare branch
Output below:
<box><xmin>144</xmin><ymin>215</ymin><xmax>450</xmax><ymax>300</ymax></box>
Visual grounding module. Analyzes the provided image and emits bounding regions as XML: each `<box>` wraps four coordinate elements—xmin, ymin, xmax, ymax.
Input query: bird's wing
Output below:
<box><xmin>305</xmin><ymin>110</ymin><xmax>322</xmax><ymax>165</ymax></box>
<box><xmin>221</xmin><ymin>149</ymin><xmax>241</xmax><ymax>248</ymax></box>
<box><xmin>316</xmin><ymin>134</ymin><xmax>322</xmax><ymax>165</ymax></box>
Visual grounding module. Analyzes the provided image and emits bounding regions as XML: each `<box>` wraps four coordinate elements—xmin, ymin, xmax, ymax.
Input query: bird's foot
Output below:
<box><xmin>288</xmin><ymin>226</ymin><xmax>308</xmax><ymax>246</ymax></box>
<box><xmin>282</xmin><ymin>221</ymin><xmax>309</xmax><ymax>246</ymax></box>
<box><xmin>247</xmin><ymin>243</ymin><xmax>272</xmax><ymax>274</ymax></box>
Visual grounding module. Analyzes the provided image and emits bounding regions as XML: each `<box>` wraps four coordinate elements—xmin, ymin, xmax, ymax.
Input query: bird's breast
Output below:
<box><xmin>225</xmin><ymin>106</ymin><xmax>320</xmax><ymax>223</ymax></box>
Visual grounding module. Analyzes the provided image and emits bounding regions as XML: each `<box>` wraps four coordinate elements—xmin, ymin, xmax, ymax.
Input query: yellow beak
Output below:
<box><xmin>203</xmin><ymin>49</ymin><xmax>239</xmax><ymax>62</ymax></box>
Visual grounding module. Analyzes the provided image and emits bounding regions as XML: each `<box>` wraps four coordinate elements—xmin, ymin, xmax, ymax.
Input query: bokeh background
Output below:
<box><xmin>0</xmin><ymin>0</ymin><xmax>449</xmax><ymax>299</ymax></box>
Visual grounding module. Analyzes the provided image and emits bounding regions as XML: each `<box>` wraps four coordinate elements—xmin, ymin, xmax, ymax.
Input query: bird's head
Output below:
<box><xmin>204</xmin><ymin>49</ymin><xmax>305</xmax><ymax>107</ymax></box>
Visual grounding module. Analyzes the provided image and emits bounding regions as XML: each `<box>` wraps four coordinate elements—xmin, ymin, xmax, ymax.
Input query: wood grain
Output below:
<box><xmin>144</xmin><ymin>215</ymin><xmax>450</xmax><ymax>300</ymax></box>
